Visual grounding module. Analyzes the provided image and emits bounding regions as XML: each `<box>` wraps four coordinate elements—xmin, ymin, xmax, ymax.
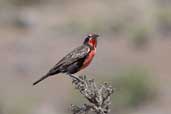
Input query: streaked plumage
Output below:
<box><xmin>33</xmin><ymin>33</ymin><xmax>99</xmax><ymax>85</ymax></box>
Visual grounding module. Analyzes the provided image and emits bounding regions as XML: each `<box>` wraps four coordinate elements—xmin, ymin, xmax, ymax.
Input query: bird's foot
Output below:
<box><xmin>67</xmin><ymin>74</ymin><xmax>84</xmax><ymax>83</ymax></box>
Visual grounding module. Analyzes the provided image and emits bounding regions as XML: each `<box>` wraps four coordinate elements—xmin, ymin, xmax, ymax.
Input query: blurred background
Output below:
<box><xmin>0</xmin><ymin>0</ymin><xmax>171</xmax><ymax>114</ymax></box>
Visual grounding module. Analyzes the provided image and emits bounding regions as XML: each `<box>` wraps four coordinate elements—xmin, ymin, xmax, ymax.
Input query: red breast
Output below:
<box><xmin>80</xmin><ymin>48</ymin><xmax>96</xmax><ymax>70</ymax></box>
<box><xmin>80</xmin><ymin>33</ymin><xmax>98</xmax><ymax>70</ymax></box>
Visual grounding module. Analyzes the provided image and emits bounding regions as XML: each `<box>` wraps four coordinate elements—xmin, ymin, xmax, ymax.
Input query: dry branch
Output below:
<box><xmin>70</xmin><ymin>75</ymin><xmax>114</xmax><ymax>114</ymax></box>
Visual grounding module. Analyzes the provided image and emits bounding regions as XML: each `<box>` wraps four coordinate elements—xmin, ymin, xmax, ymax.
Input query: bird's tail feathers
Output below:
<box><xmin>33</xmin><ymin>74</ymin><xmax>50</xmax><ymax>86</ymax></box>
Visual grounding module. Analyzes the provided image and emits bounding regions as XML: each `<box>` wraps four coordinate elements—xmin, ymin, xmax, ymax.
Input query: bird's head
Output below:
<box><xmin>83</xmin><ymin>33</ymin><xmax>99</xmax><ymax>48</ymax></box>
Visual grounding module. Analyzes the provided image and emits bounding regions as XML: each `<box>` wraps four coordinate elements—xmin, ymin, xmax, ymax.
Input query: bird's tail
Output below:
<box><xmin>33</xmin><ymin>74</ymin><xmax>50</xmax><ymax>86</ymax></box>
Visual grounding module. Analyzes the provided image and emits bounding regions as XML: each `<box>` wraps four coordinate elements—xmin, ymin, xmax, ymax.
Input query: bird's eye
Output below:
<box><xmin>88</xmin><ymin>35</ymin><xmax>91</xmax><ymax>38</ymax></box>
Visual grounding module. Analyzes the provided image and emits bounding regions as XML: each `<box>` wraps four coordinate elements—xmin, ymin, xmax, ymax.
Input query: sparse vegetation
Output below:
<box><xmin>129</xmin><ymin>26</ymin><xmax>150</xmax><ymax>50</ymax></box>
<box><xmin>71</xmin><ymin>75</ymin><xmax>114</xmax><ymax>114</ymax></box>
<box><xmin>156</xmin><ymin>9</ymin><xmax>171</xmax><ymax>36</ymax></box>
<box><xmin>112</xmin><ymin>67</ymin><xmax>156</xmax><ymax>108</ymax></box>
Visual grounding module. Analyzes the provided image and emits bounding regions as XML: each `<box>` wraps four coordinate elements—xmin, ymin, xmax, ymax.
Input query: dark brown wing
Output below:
<box><xmin>33</xmin><ymin>45</ymin><xmax>90</xmax><ymax>86</ymax></box>
<box><xmin>46</xmin><ymin>45</ymin><xmax>90</xmax><ymax>75</ymax></box>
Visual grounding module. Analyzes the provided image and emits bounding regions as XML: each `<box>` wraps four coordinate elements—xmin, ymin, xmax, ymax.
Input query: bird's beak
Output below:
<box><xmin>95</xmin><ymin>34</ymin><xmax>99</xmax><ymax>38</ymax></box>
<box><xmin>93</xmin><ymin>34</ymin><xmax>99</xmax><ymax>40</ymax></box>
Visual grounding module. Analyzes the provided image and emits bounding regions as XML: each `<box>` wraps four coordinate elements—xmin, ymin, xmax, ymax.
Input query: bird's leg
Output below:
<box><xmin>67</xmin><ymin>73</ymin><xmax>80</xmax><ymax>80</ymax></box>
<box><xmin>67</xmin><ymin>73</ymin><xmax>84</xmax><ymax>83</ymax></box>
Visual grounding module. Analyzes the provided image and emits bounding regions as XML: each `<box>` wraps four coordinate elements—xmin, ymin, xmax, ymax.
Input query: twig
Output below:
<box><xmin>70</xmin><ymin>75</ymin><xmax>114</xmax><ymax>114</ymax></box>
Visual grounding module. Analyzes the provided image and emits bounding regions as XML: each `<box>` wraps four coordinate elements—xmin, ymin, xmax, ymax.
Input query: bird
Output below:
<box><xmin>33</xmin><ymin>33</ymin><xmax>99</xmax><ymax>85</ymax></box>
